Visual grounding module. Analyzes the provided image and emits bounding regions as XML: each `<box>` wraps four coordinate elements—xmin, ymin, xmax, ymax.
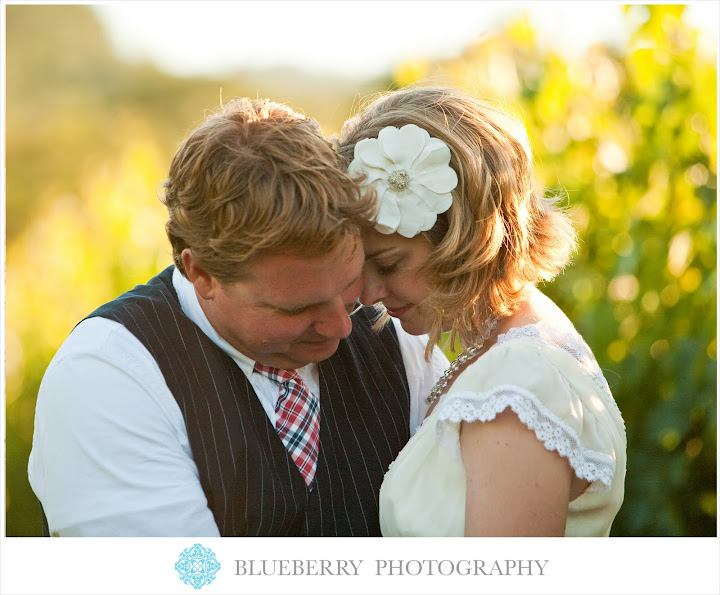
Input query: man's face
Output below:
<box><xmin>201</xmin><ymin>236</ymin><xmax>364</xmax><ymax>369</ymax></box>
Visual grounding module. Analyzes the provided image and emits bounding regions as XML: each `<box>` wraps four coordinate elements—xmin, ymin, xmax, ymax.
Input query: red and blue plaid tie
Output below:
<box><xmin>254</xmin><ymin>363</ymin><xmax>320</xmax><ymax>488</ymax></box>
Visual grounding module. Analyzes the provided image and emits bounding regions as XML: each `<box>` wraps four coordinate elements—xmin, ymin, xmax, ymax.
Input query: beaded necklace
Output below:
<box><xmin>425</xmin><ymin>315</ymin><xmax>499</xmax><ymax>406</ymax></box>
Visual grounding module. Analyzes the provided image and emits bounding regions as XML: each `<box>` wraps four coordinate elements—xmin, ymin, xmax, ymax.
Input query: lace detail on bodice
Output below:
<box><xmin>497</xmin><ymin>322</ymin><xmax>625</xmax><ymax>428</ymax></box>
<box><xmin>436</xmin><ymin>386</ymin><xmax>615</xmax><ymax>491</ymax></box>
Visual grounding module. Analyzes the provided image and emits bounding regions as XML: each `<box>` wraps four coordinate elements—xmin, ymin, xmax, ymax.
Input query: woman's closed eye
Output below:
<box><xmin>376</xmin><ymin>261</ymin><xmax>400</xmax><ymax>276</ymax></box>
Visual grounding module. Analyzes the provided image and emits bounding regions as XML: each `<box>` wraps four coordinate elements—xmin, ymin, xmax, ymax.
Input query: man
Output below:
<box><xmin>28</xmin><ymin>98</ymin><xmax>447</xmax><ymax>536</ymax></box>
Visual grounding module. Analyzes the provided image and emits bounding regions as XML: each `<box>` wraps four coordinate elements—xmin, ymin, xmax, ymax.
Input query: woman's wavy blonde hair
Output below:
<box><xmin>335</xmin><ymin>86</ymin><xmax>577</xmax><ymax>353</ymax></box>
<box><xmin>162</xmin><ymin>98</ymin><xmax>375</xmax><ymax>284</ymax></box>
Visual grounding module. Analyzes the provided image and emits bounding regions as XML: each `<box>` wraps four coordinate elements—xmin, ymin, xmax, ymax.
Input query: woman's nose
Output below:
<box><xmin>359</xmin><ymin>269</ymin><xmax>386</xmax><ymax>306</ymax></box>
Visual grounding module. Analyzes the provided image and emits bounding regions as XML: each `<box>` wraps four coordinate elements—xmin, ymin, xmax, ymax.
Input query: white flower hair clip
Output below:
<box><xmin>348</xmin><ymin>123</ymin><xmax>458</xmax><ymax>238</ymax></box>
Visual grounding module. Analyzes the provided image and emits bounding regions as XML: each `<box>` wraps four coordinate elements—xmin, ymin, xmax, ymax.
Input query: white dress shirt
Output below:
<box><xmin>28</xmin><ymin>268</ymin><xmax>449</xmax><ymax>536</ymax></box>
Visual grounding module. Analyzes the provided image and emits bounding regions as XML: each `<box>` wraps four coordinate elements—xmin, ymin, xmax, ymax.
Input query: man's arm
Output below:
<box><xmin>28</xmin><ymin>318</ymin><xmax>220</xmax><ymax>536</ymax></box>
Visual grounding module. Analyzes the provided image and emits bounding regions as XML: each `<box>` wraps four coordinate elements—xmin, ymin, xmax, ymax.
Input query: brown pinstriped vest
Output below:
<box><xmin>86</xmin><ymin>266</ymin><xmax>411</xmax><ymax>536</ymax></box>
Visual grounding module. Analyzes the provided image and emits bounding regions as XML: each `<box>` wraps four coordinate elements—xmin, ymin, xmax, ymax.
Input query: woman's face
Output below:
<box><xmin>360</xmin><ymin>228</ymin><xmax>434</xmax><ymax>336</ymax></box>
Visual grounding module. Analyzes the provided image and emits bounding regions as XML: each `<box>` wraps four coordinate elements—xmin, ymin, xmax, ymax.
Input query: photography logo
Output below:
<box><xmin>175</xmin><ymin>543</ymin><xmax>221</xmax><ymax>589</ymax></box>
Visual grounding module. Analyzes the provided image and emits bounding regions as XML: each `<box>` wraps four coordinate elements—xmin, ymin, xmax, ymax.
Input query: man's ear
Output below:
<box><xmin>181</xmin><ymin>249</ymin><xmax>216</xmax><ymax>300</ymax></box>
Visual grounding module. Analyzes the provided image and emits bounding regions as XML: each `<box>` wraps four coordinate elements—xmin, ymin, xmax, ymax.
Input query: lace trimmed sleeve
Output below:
<box><xmin>433</xmin><ymin>337</ymin><xmax>620</xmax><ymax>492</ymax></box>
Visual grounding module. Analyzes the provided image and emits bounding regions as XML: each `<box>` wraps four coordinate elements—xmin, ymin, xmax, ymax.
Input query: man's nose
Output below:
<box><xmin>313</xmin><ymin>297</ymin><xmax>353</xmax><ymax>339</ymax></box>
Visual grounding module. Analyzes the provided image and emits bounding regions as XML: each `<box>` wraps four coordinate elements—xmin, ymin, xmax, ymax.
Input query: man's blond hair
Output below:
<box><xmin>162</xmin><ymin>98</ymin><xmax>375</xmax><ymax>283</ymax></box>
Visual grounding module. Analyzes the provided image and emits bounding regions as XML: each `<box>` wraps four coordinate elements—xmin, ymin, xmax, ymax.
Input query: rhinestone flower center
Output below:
<box><xmin>387</xmin><ymin>169</ymin><xmax>410</xmax><ymax>191</ymax></box>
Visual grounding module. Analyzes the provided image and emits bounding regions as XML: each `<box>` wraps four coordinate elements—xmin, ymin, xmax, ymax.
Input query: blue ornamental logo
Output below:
<box><xmin>175</xmin><ymin>543</ymin><xmax>221</xmax><ymax>589</ymax></box>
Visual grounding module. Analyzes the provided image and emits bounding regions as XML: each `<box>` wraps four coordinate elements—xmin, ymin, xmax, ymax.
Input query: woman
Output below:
<box><xmin>335</xmin><ymin>86</ymin><xmax>626</xmax><ymax>537</ymax></box>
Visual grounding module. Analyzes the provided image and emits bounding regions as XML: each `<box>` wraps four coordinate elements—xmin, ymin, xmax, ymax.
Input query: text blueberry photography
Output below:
<box><xmin>175</xmin><ymin>543</ymin><xmax>222</xmax><ymax>589</ymax></box>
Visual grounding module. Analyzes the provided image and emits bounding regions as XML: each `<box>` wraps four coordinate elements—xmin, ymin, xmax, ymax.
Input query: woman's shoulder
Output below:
<box><xmin>462</xmin><ymin>287</ymin><xmax>609</xmax><ymax>400</ymax></box>
<box><xmin>451</xmin><ymin>320</ymin><xmax>590</xmax><ymax>390</ymax></box>
<box><xmin>436</xmin><ymin>320</ymin><xmax>625</xmax><ymax>493</ymax></box>
<box><xmin>441</xmin><ymin>285</ymin><xmax>624</xmax><ymax>428</ymax></box>
<box><xmin>454</xmin><ymin>319</ymin><xmax>621</xmax><ymax>418</ymax></box>
<box><xmin>496</xmin><ymin>319</ymin><xmax>600</xmax><ymax>376</ymax></box>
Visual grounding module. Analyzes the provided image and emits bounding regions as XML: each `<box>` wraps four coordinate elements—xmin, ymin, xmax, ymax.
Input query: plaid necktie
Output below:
<box><xmin>253</xmin><ymin>363</ymin><xmax>320</xmax><ymax>488</ymax></box>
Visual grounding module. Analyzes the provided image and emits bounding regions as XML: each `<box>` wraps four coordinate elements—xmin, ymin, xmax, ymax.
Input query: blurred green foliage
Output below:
<box><xmin>5</xmin><ymin>4</ymin><xmax>716</xmax><ymax>536</ymax></box>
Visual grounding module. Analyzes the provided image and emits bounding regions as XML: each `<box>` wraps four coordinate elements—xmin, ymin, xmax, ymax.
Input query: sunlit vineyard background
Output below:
<box><xmin>5</xmin><ymin>4</ymin><xmax>716</xmax><ymax>536</ymax></box>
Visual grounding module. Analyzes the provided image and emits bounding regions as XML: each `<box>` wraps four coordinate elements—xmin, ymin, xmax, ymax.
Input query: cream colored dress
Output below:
<box><xmin>379</xmin><ymin>322</ymin><xmax>627</xmax><ymax>537</ymax></box>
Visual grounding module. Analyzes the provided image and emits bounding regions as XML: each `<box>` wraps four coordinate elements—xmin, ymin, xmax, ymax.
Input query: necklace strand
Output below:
<box><xmin>425</xmin><ymin>315</ymin><xmax>499</xmax><ymax>406</ymax></box>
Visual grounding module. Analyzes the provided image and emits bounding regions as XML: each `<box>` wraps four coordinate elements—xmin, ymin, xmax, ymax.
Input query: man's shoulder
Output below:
<box><xmin>61</xmin><ymin>266</ymin><xmax>191</xmax><ymax>368</ymax></box>
<box><xmin>69</xmin><ymin>316</ymin><xmax>149</xmax><ymax>354</ymax></box>
<box><xmin>88</xmin><ymin>266</ymin><xmax>177</xmax><ymax>320</ymax></box>
<box><xmin>44</xmin><ymin>317</ymin><xmax>152</xmax><ymax>379</ymax></box>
